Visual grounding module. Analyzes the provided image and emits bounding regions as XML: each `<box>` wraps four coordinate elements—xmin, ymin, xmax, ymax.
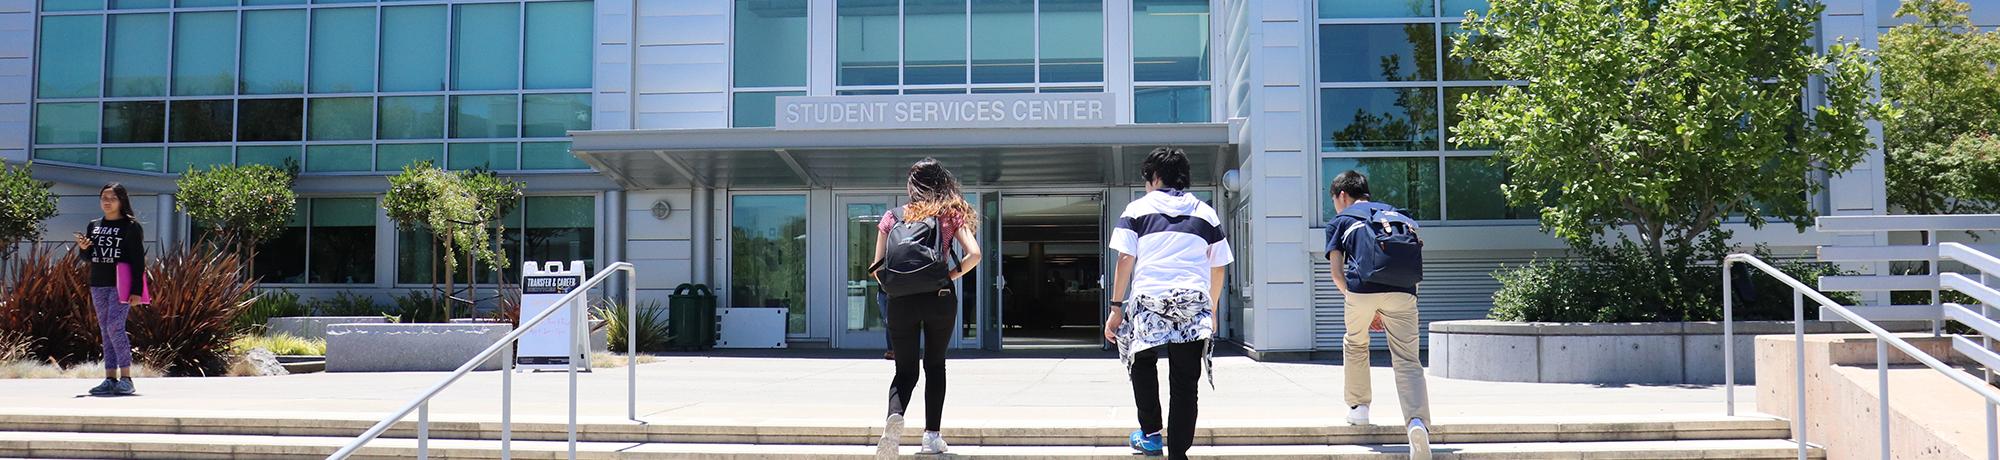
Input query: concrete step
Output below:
<box><xmin>0</xmin><ymin>431</ymin><xmax>1825</xmax><ymax>459</ymax></box>
<box><xmin>0</xmin><ymin>414</ymin><xmax>1793</xmax><ymax>447</ymax></box>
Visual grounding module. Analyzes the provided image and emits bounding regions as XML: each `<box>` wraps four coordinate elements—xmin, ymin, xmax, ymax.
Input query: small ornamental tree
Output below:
<box><xmin>174</xmin><ymin>163</ymin><xmax>299</xmax><ymax>275</ymax></box>
<box><xmin>0</xmin><ymin>161</ymin><xmax>58</xmax><ymax>291</ymax></box>
<box><xmin>1878</xmin><ymin>0</ymin><xmax>2000</xmax><ymax>214</ymax></box>
<box><xmin>383</xmin><ymin>163</ymin><xmax>522</xmax><ymax>320</ymax></box>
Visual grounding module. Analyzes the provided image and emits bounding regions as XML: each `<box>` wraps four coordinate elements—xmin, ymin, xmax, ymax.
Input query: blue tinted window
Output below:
<box><xmin>237</xmin><ymin>98</ymin><xmax>302</xmax><ymax>141</ymax></box>
<box><xmin>377</xmin><ymin>144</ymin><xmax>442</xmax><ymax>171</ymax></box>
<box><xmin>735</xmin><ymin>0</ymin><xmax>809</xmax><ymax>87</ymax></box>
<box><xmin>35</xmin><ymin>148</ymin><xmax>98</xmax><ymax>164</ymax></box>
<box><xmin>1134</xmin><ymin>86</ymin><xmax>1209</xmax><ymax>123</ymax></box>
<box><xmin>237</xmin><ymin>145</ymin><xmax>300</xmax><ymax>167</ymax></box>
<box><xmin>522</xmin><ymin>93</ymin><xmax>591</xmax><ymax>138</ymax></box>
<box><xmin>904</xmin><ymin>0</ymin><xmax>967</xmax><ymax>85</ymax></box>
<box><xmin>106</xmin><ymin>13</ymin><xmax>167</xmax><ymax>97</ymax></box>
<box><xmin>174</xmin><ymin>12</ymin><xmax>238</xmax><ymax>96</ymax></box>
<box><xmin>453</xmin><ymin>3</ymin><xmax>521</xmax><ymax>90</ymax></box>
<box><xmin>111</xmin><ymin>0</ymin><xmax>165</xmax><ymax>9</ymax></box>
<box><xmin>307</xmin><ymin>97</ymin><xmax>372</xmax><ymax>141</ymax></box>
<box><xmin>1319</xmin><ymin>157</ymin><xmax>1440</xmax><ymax>221</ymax></box>
<box><xmin>169</xmin><ymin>99</ymin><xmax>233</xmax><ymax>142</ymax></box>
<box><xmin>311</xmin><ymin>8</ymin><xmax>376</xmax><ymax>93</ymax></box>
<box><xmin>102</xmin><ymin>101</ymin><xmax>165</xmax><ymax>143</ymax></box>
<box><xmin>38</xmin><ymin>15</ymin><xmax>104</xmax><ymax>99</ymax></box>
<box><xmin>1040</xmin><ymin>0</ymin><xmax>1103</xmax><ymax>83</ymax></box>
<box><xmin>1445</xmin><ymin>156</ymin><xmax>1530</xmax><ymax>220</ymax></box>
<box><xmin>381</xmin><ymin>6</ymin><xmax>448</xmax><ymax>92</ymax></box>
<box><xmin>1132</xmin><ymin>0</ymin><xmax>1208</xmax><ymax>82</ymax></box>
<box><xmin>169</xmin><ymin>146</ymin><xmax>233</xmax><ymax>173</ymax></box>
<box><xmin>969</xmin><ymin>0</ymin><xmax>1032</xmax><ymax>84</ymax></box>
<box><xmin>838</xmin><ymin>0</ymin><xmax>899</xmax><ymax>86</ymax></box>
<box><xmin>36</xmin><ymin>103</ymin><xmax>100</xmax><ymax>144</ymax></box>
<box><xmin>241</xmin><ymin>9</ymin><xmax>307</xmax><ymax>94</ymax></box>
<box><xmin>1318</xmin><ymin>24</ymin><xmax>1435</xmax><ymax>82</ymax></box>
<box><xmin>1443</xmin><ymin>23</ymin><xmax>1497</xmax><ymax>81</ymax></box>
<box><xmin>525</xmin><ymin>1</ymin><xmax>593</xmax><ymax>89</ymax></box>
<box><xmin>1319</xmin><ymin>0</ymin><xmax>1430</xmax><ymax>18</ymax></box>
<box><xmin>732</xmin><ymin>91</ymin><xmax>803</xmax><ymax>128</ymax></box>
<box><xmin>1320</xmin><ymin>87</ymin><xmax>1437</xmax><ymax>152</ymax></box>
<box><xmin>102</xmin><ymin>147</ymin><xmax>163</xmax><ymax>172</ymax></box>
<box><xmin>448</xmin><ymin>142</ymin><xmax>519</xmax><ymax>170</ymax></box>
<box><xmin>730</xmin><ymin>194</ymin><xmax>808</xmax><ymax>334</ymax></box>
<box><xmin>1444</xmin><ymin>0</ymin><xmax>1488</xmax><ymax>17</ymax></box>
<box><xmin>306</xmin><ymin>144</ymin><xmax>373</xmax><ymax>172</ymax></box>
<box><xmin>451</xmin><ymin>95</ymin><xmax>521</xmax><ymax>139</ymax></box>
<box><xmin>522</xmin><ymin>142</ymin><xmax>588</xmax><ymax>170</ymax></box>
<box><xmin>379</xmin><ymin>96</ymin><xmax>446</xmax><ymax>140</ymax></box>
<box><xmin>179</xmin><ymin>0</ymin><xmax>235</xmax><ymax>6</ymax></box>
<box><xmin>42</xmin><ymin>0</ymin><xmax>103</xmax><ymax>11</ymax></box>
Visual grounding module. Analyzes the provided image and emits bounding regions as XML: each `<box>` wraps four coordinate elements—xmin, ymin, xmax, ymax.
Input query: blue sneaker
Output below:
<box><xmin>1128</xmin><ymin>430</ymin><xmax>1164</xmax><ymax>456</ymax></box>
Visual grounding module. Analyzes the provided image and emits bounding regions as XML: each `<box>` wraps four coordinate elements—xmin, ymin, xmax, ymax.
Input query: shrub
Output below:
<box><xmin>309</xmin><ymin>291</ymin><xmax>383</xmax><ymax>317</ymax></box>
<box><xmin>1490</xmin><ymin>239</ymin><xmax>1853</xmax><ymax>323</ymax></box>
<box><xmin>230</xmin><ymin>333</ymin><xmax>325</xmax><ymax>356</ymax></box>
<box><xmin>234</xmin><ymin>289</ymin><xmax>307</xmax><ymax>334</ymax></box>
<box><xmin>0</xmin><ymin>330</ymin><xmax>31</xmax><ymax>363</ymax></box>
<box><xmin>0</xmin><ymin>246</ymin><xmax>98</xmax><ymax>365</ymax></box>
<box><xmin>595</xmin><ymin>299</ymin><xmax>670</xmax><ymax>353</ymax></box>
<box><xmin>129</xmin><ymin>247</ymin><xmax>256</xmax><ymax>377</ymax></box>
<box><xmin>386</xmin><ymin>290</ymin><xmax>449</xmax><ymax>323</ymax></box>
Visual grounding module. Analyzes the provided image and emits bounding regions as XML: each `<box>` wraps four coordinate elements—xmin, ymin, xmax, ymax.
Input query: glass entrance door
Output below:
<box><xmin>837</xmin><ymin>196</ymin><xmax>898</xmax><ymax>349</ymax></box>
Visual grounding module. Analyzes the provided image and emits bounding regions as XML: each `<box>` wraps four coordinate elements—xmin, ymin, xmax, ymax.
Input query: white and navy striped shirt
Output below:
<box><xmin>1109</xmin><ymin>188</ymin><xmax>1234</xmax><ymax>298</ymax></box>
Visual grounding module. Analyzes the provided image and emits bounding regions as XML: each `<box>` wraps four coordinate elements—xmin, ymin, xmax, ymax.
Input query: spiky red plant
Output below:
<box><xmin>127</xmin><ymin>246</ymin><xmax>255</xmax><ymax>376</ymax></box>
<box><xmin>0</xmin><ymin>245</ymin><xmax>99</xmax><ymax>365</ymax></box>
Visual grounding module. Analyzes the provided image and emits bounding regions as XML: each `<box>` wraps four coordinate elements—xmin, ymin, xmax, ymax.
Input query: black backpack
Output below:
<box><xmin>1337</xmin><ymin>206</ymin><xmax>1424</xmax><ymax>288</ymax></box>
<box><xmin>873</xmin><ymin>207</ymin><xmax>955</xmax><ymax>298</ymax></box>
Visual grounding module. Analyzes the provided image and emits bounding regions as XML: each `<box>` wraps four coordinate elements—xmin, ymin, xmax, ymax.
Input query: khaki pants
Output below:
<box><xmin>1342</xmin><ymin>291</ymin><xmax>1431</xmax><ymax>425</ymax></box>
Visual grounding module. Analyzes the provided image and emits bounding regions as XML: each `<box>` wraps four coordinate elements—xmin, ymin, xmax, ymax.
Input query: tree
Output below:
<box><xmin>1452</xmin><ymin>0</ymin><xmax>1879</xmax><ymax>258</ymax></box>
<box><xmin>383</xmin><ymin>162</ymin><xmax>522</xmax><ymax>320</ymax></box>
<box><xmin>0</xmin><ymin>161</ymin><xmax>58</xmax><ymax>291</ymax></box>
<box><xmin>175</xmin><ymin>163</ymin><xmax>298</xmax><ymax>275</ymax></box>
<box><xmin>1878</xmin><ymin>0</ymin><xmax>2000</xmax><ymax>214</ymax></box>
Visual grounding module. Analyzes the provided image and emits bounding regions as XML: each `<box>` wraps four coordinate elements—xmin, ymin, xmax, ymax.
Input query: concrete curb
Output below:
<box><xmin>1429</xmin><ymin>320</ymin><xmax>1936</xmax><ymax>385</ymax></box>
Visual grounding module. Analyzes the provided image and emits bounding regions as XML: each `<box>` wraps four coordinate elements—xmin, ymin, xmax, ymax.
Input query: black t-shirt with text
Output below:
<box><xmin>85</xmin><ymin>217</ymin><xmax>146</xmax><ymax>289</ymax></box>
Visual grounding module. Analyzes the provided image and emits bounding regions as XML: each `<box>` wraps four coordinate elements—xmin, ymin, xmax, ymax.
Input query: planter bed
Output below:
<box><xmin>1428</xmin><ymin>319</ymin><xmax>1935</xmax><ymax>385</ymax></box>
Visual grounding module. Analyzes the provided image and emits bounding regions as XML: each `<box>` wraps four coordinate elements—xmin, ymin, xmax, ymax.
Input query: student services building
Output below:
<box><xmin>0</xmin><ymin>0</ymin><xmax>1914</xmax><ymax>358</ymax></box>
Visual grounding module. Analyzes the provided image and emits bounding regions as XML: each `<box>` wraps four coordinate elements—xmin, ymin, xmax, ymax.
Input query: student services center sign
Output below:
<box><xmin>776</xmin><ymin>93</ymin><xmax>1117</xmax><ymax>130</ymax></box>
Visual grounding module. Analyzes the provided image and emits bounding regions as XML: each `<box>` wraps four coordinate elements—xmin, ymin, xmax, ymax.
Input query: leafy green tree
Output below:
<box><xmin>382</xmin><ymin>163</ymin><xmax>522</xmax><ymax>320</ymax></box>
<box><xmin>175</xmin><ymin>163</ymin><xmax>298</xmax><ymax>274</ymax></box>
<box><xmin>1878</xmin><ymin>0</ymin><xmax>2000</xmax><ymax>214</ymax></box>
<box><xmin>0</xmin><ymin>161</ymin><xmax>58</xmax><ymax>290</ymax></box>
<box><xmin>1452</xmin><ymin>0</ymin><xmax>1879</xmax><ymax>257</ymax></box>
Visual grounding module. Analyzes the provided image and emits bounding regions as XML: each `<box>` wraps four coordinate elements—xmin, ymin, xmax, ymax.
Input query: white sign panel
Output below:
<box><xmin>519</xmin><ymin>260</ymin><xmax>587</xmax><ymax>370</ymax></box>
<box><xmin>776</xmin><ymin>93</ymin><xmax>1116</xmax><ymax>130</ymax></box>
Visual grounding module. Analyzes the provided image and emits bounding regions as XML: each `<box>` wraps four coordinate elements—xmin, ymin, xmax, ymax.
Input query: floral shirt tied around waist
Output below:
<box><xmin>1116</xmin><ymin>288</ymin><xmax>1217</xmax><ymax>388</ymax></box>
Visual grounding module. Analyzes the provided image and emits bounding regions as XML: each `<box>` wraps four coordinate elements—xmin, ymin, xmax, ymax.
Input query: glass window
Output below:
<box><xmin>169</xmin><ymin>100</ymin><xmax>233</xmax><ymax>143</ymax></box>
<box><xmin>310</xmin><ymin>8</ymin><xmax>376</xmax><ymax>93</ymax></box>
<box><xmin>241</xmin><ymin>10</ymin><xmax>307</xmax><ymax>94</ymax></box>
<box><xmin>179</xmin><ymin>0</ymin><xmax>234</xmax><ymax>6</ymax></box>
<box><xmin>173</xmin><ymin>12</ymin><xmax>237</xmax><ymax>96</ymax></box>
<box><xmin>1320</xmin><ymin>87</ymin><xmax>1437</xmax><ymax>152</ymax></box>
<box><xmin>308</xmin><ymin>97</ymin><xmax>373</xmax><ymax>141</ymax></box>
<box><xmin>1319</xmin><ymin>157</ymin><xmax>1440</xmax><ymax>221</ymax></box>
<box><xmin>237</xmin><ymin>145</ymin><xmax>299</xmax><ymax>167</ymax></box>
<box><xmin>448</xmin><ymin>142</ymin><xmax>518</xmax><ymax>170</ymax></box>
<box><xmin>379</xmin><ymin>96</ymin><xmax>446</xmax><ymax>140</ymax></box>
<box><xmin>106</xmin><ymin>13</ymin><xmax>167</xmax><ymax>97</ymax></box>
<box><xmin>525</xmin><ymin>1</ymin><xmax>593</xmax><ymax>89</ymax></box>
<box><xmin>237</xmin><ymin>98</ymin><xmax>303</xmax><ymax>141</ymax></box>
<box><xmin>453</xmin><ymin>3</ymin><xmax>521</xmax><ymax>90</ymax></box>
<box><xmin>734</xmin><ymin>0</ymin><xmax>809</xmax><ymax>88</ymax></box>
<box><xmin>837</xmin><ymin>0</ymin><xmax>900</xmax><ymax>86</ymax></box>
<box><xmin>522</xmin><ymin>142</ymin><xmax>586</xmax><ymax>170</ymax></box>
<box><xmin>306</xmin><ymin>144</ymin><xmax>373</xmax><ymax>172</ymax></box>
<box><xmin>380</xmin><ymin>5</ymin><xmax>448</xmax><ymax>92</ymax></box>
<box><xmin>1444</xmin><ymin>86</ymin><xmax>1498</xmax><ymax>150</ymax></box>
<box><xmin>35</xmin><ymin>103</ymin><xmax>100</xmax><ymax>144</ymax></box>
<box><xmin>36</xmin><ymin>148</ymin><xmax>98</xmax><ymax>165</ymax></box>
<box><xmin>111</xmin><ymin>0</ymin><xmax>165</xmax><ymax>8</ymax></box>
<box><xmin>169</xmin><ymin>146</ymin><xmax>232</xmax><ymax>173</ymax></box>
<box><xmin>732</xmin><ymin>91</ymin><xmax>803</xmax><ymax>128</ymax></box>
<box><xmin>245</xmin><ymin>0</ymin><xmax>301</xmax><ymax>4</ymax></box>
<box><xmin>309</xmin><ymin>197</ymin><xmax>377</xmax><ymax>284</ymax></box>
<box><xmin>904</xmin><ymin>0</ymin><xmax>967</xmax><ymax>85</ymax></box>
<box><xmin>974</xmin><ymin>87</ymin><xmax>1034</xmax><ymax>93</ymax></box>
<box><xmin>522</xmin><ymin>93</ymin><xmax>590</xmax><ymax>138</ymax></box>
<box><xmin>451</xmin><ymin>95</ymin><xmax>521</xmax><ymax>139</ymax></box>
<box><xmin>521</xmin><ymin>196</ymin><xmax>595</xmax><ymax>277</ymax></box>
<box><xmin>377</xmin><ymin>143</ymin><xmax>443</xmax><ymax>171</ymax></box>
<box><xmin>38</xmin><ymin>15</ymin><xmax>104</xmax><ymax>99</ymax></box>
<box><xmin>1318</xmin><ymin>24</ymin><xmax>1435</xmax><ymax>82</ymax></box>
<box><xmin>1039</xmin><ymin>86</ymin><xmax>1102</xmax><ymax>93</ymax></box>
<box><xmin>904</xmin><ymin>88</ymin><xmax>964</xmax><ymax>94</ymax></box>
<box><xmin>1040</xmin><ymin>0</ymin><xmax>1104</xmax><ymax>83</ymax></box>
<box><xmin>1134</xmin><ymin>86</ymin><xmax>1210</xmax><ymax>123</ymax></box>
<box><xmin>1132</xmin><ymin>0</ymin><xmax>1209</xmax><ymax>82</ymax></box>
<box><xmin>1443</xmin><ymin>0</ymin><xmax>1488</xmax><ymax>17</ymax></box>
<box><xmin>1445</xmin><ymin>156</ymin><xmax>1530</xmax><ymax>220</ymax></box>
<box><xmin>969</xmin><ymin>0</ymin><xmax>1032</xmax><ymax>84</ymax></box>
<box><xmin>395</xmin><ymin>224</ymin><xmax>435</xmax><ymax>284</ymax></box>
<box><xmin>42</xmin><ymin>0</ymin><xmax>103</xmax><ymax>11</ymax></box>
<box><xmin>730</xmin><ymin>195</ymin><xmax>808</xmax><ymax>334</ymax></box>
<box><xmin>254</xmin><ymin>204</ymin><xmax>307</xmax><ymax>283</ymax></box>
<box><xmin>101</xmin><ymin>147</ymin><xmax>163</xmax><ymax>172</ymax></box>
<box><xmin>1443</xmin><ymin>23</ymin><xmax>1497</xmax><ymax>81</ymax></box>
<box><xmin>1319</xmin><ymin>0</ymin><xmax>1431</xmax><ymax>18</ymax></box>
<box><xmin>103</xmin><ymin>101</ymin><xmax>165</xmax><ymax>143</ymax></box>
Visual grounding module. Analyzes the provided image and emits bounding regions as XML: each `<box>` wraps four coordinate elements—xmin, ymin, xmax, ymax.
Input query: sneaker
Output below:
<box><xmin>87</xmin><ymin>379</ymin><xmax>116</xmax><ymax>396</ymax></box>
<box><xmin>1128</xmin><ymin>429</ymin><xmax>1164</xmax><ymax>456</ymax></box>
<box><xmin>876</xmin><ymin>413</ymin><xmax>903</xmax><ymax>459</ymax></box>
<box><xmin>1406</xmin><ymin>418</ymin><xmax>1432</xmax><ymax>460</ymax></box>
<box><xmin>918</xmin><ymin>431</ymin><xmax>949</xmax><ymax>454</ymax></box>
<box><xmin>1345</xmin><ymin>404</ymin><xmax>1370</xmax><ymax>426</ymax></box>
<box><xmin>113</xmin><ymin>377</ymin><xmax>135</xmax><ymax>396</ymax></box>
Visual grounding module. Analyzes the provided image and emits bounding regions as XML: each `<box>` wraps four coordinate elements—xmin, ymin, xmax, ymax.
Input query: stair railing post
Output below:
<box><xmin>1878</xmin><ymin>339</ymin><xmax>1891</xmax><ymax>460</ymax></box>
<box><xmin>418</xmin><ymin>401</ymin><xmax>429</xmax><ymax>460</ymax></box>
<box><xmin>1794</xmin><ymin>289</ymin><xmax>1807</xmax><ymax>460</ymax></box>
<box><xmin>568</xmin><ymin>289</ymin><xmax>581</xmax><ymax>460</ymax></box>
<box><xmin>628</xmin><ymin>267</ymin><xmax>638</xmax><ymax>422</ymax></box>
<box><xmin>502</xmin><ymin>342</ymin><xmax>513</xmax><ymax>460</ymax></box>
<box><xmin>1724</xmin><ymin>258</ymin><xmax>1736</xmax><ymax>416</ymax></box>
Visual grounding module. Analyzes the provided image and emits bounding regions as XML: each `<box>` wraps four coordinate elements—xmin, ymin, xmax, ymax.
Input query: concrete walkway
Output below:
<box><xmin>0</xmin><ymin>350</ymin><xmax>1761</xmax><ymax>427</ymax></box>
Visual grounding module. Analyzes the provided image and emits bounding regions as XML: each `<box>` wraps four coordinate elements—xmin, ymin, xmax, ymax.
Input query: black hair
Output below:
<box><xmin>1140</xmin><ymin>147</ymin><xmax>1192</xmax><ymax>190</ymax></box>
<box><xmin>100</xmin><ymin>182</ymin><xmax>136</xmax><ymax>221</ymax></box>
<box><xmin>1328</xmin><ymin>170</ymin><xmax>1370</xmax><ymax>200</ymax></box>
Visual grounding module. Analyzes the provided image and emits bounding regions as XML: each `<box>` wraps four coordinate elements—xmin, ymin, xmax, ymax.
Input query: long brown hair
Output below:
<box><xmin>904</xmin><ymin>158</ymin><xmax>979</xmax><ymax>230</ymax></box>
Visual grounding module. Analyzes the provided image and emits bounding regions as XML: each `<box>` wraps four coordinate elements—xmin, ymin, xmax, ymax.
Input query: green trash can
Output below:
<box><xmin>669</xmin><ymin>283</ymin><xmax>717</xmax><ymax>350</ymax></box>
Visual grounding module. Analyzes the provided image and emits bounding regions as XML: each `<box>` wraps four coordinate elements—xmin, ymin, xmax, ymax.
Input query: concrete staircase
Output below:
<box><xmin>0</xmin><ymin>413</ymin><xmax>1823</xmax><ymax>459</ymax></box>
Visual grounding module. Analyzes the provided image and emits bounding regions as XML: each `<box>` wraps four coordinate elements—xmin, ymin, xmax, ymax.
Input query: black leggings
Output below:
<box><xmin>885</xmin><ymin>289</ymin><xmax>956</xmax><ymax>432</ymax></box>
<box><xmin>1131</xmin><ymin>340</ymin><xmax>1207</xmax><ymax>460</ymax></box>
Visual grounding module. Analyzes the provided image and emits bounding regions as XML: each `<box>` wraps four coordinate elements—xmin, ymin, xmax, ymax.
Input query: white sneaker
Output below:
<box><xmin>919</xmin><ymin>431</ymin><xmax>949</xmax><ymax>454</ymax></box>
<box><xmin>1407</xmin><ymin>418</ymin><xmax>1432</xmax><ymax>460</ymax></box>
<box><xmin>877</xmin><ymin>413</ymin><xmax>903</xmax><ymax>459</ymax></box>
<box><xmin>1345</xmin><ymin>404</ymin><xmax>1371</xmax><ymax>426</ymax></box>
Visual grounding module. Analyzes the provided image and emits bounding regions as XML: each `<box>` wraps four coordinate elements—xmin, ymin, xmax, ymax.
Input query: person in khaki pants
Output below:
<box><xmin>1323</xmin><ymin>170</ymin><xmax>1432</xmax><ymax>459</ymax></box>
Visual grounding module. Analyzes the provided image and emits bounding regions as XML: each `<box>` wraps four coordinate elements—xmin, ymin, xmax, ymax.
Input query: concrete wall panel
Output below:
<box><xmin>1538</xmin><ymin>335</ymin><xmax>1684</xmax><ymax>384</ymax></box>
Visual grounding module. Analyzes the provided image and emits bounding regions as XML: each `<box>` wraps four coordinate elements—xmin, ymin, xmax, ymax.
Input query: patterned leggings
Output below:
<box><xmin>90</xmin><ymin>287</ymin><xmax>133</xmax><ymax>369</ymax></box>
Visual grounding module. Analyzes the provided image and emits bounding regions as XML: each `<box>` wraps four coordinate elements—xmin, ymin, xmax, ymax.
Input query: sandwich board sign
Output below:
<box><xmin>519</xmin><ymin>260</ymin><xmax>587</xmax><ymax>371</ymax></box>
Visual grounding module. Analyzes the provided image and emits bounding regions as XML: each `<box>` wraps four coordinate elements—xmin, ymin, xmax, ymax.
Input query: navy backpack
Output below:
<box><xmin>1337</xmin><ymin>206</ymin><xmax>1424</xmax><ymax>288</ymax></box>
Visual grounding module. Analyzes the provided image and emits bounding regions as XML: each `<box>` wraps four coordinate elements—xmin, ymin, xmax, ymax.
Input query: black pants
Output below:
<box><xmin>1131</xmin><ymin>339</ymin><xmax>1206</xmax><ymax>460</ymax></box>
<box><xmin>885</xmin><ymin>289</ymin><xmax>956</xmax><ymax>432</ymax></box>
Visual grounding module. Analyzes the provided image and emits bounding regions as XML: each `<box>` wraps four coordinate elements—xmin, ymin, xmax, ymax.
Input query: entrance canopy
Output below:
<box><xmin>570</xmin><ymin>123</ymin><xmax>1240</xmax><ymax>189</ymax></box>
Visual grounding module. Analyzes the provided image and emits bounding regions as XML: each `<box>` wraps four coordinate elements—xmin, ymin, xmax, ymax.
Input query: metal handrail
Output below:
<box><xmin>328</xmin><ymin>262</ymin><xmax>640</xmax><ymax>460</ymax></box>
<box><xmin>1723</xmin><ymin>253</ymin><xmax>2000</xmax><ymax>460</ymax></box>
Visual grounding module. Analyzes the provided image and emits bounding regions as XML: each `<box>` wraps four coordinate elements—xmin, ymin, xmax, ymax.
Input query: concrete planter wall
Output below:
<box><xmin>265</xmin><ymin>316</ymin><xmax>386</xmax><ymax>341</ymax></box>
<box><xmin>448</xmin><ymin>318</ymin><xmax>608</xmax><ymax>352</ymax></box>
<box><xmin>1429</xmin><ymin>320</ymin><xmax>1934</xmax><ymax>385</ymax></box>
<box><xmin>325</xmin><ymin>323</ymin><xmax>513</xmax><ymax>372</ymax></box>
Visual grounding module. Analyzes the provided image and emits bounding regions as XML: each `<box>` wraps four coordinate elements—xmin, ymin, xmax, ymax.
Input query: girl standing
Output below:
<box><xmin>74</xmin><ymin>183</ymin><xmax>147</xmax><ymax>396</ymax></box>
<box><xmin>872</xmin><ymin>158</ymin><xmax>982</xmax><ymax>458</ymax></box>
